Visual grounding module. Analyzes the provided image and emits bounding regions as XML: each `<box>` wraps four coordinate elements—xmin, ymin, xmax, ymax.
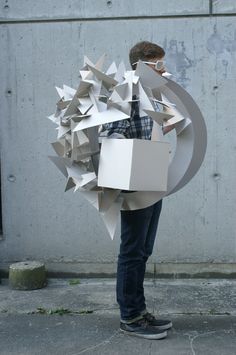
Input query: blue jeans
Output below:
<box><xmin>116</xmin><ymin>200</ymin><xmax>163</xmax><ymax>321</ymax></box>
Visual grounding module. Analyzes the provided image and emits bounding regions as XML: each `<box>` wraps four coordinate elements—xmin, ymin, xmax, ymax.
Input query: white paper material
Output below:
<box><xmin>65</xmin><ymin>177</ymin><xmax>76</xmax><ymax>192</ymax></box>
<box><xmin>73</xmin><ymin>107</ymin><xmax>130</xmax><ymax>131</ymax></box>
<box><xmin>98</xmin><ymin>139</ymin><xmax>170</xmax><ymax>191</ymax></box>
<box><xmin>79</xmin><ymin>189</ymin><xmax>99</xmax><ymax>209</ymax></box>
<box><xmin>74</xmin><ymin>172</ymin><xmax>97</xmax><ymax>189</ymax></box>
<box><xmin>51</xmin><ymin>141</ymin><xmax>65</xmax><ymax>156</ymax></box>
<box><xmin>98</xmin><ymin>188</ymin><xmax>121</xmax><ymax>213</ymax></box>
<box><xmin>100</xmin><ymin>197</ymin><xmax>124</xmax><ymax>239</ymax></box>
<box><xmin>49</xmin><ymin>54</ymin><xmax>207</xmax><ymax>239</ymax></box>
<box><xmin>114</xmin><ymin>61</ymin><xmax>126</xmax><ymax>82</ymax></box>
<box><xmin>87</xmin><ymin>64</ymin><xmax>118</xmax><ymax>89</ymax></box>
<box><xmin>138</xmin><ymin>82</ymin><xmax>154</xmax><ymax>116</ymax></box>
<box><xmin>135</xmin><ymin>61</ymin><xmax>168</xmax><ymax>89</ymax></box>
<box><xmin>48</xmin><ymin>156</ymin><xmax>72</xmax><ymax>177</ymax></box>
<box><xmin>143</xmin><ymin>109</ymin><xmax>174</xmax><ymax>125</ymax></box>
<box><xmin>106</xmin><ymin>62</ymin><xmax>118</xmax><ymax>76</ymax></box>
<box><xmin>175</xmin><ymin>117</ymin><xmax>191</xmax><ymax>135</ymax></box>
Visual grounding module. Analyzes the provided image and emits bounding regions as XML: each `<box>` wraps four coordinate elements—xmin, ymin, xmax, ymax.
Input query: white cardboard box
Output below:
<box><xmin>98</xmin><ymin>138</ymin><xmax>170</xmax><ymax>191</ymax></box>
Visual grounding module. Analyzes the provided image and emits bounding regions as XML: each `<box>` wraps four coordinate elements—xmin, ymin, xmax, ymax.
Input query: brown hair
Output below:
<box><xmin>129</xmin><ymin>41</ymin><xmax>165</xmax><ymax>69</ymax></box>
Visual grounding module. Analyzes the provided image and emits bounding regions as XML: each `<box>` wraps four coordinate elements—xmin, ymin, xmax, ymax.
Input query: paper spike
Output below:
<box><xmin>143</xmin><ymin>109</ymin><xmax>174</xmax><ymax>126</ymax></box>
<box><xmin>163</xmin><ymin>115</ymin><xmax>185</xmax><ymax>127</ymax></box>
<box><xmin>161</xmin><ymin>94</ymin><xmax>176</xmax><ymax>107</ymax></box>
<box><xmin>122</xmin><ymin>72</ymin><xmax>134</xmax><ymax>102</ymax></box>
<box><xmin>107</xmin><ymin>101</ymin><xmax>131</xmax><ymax>116</ymax></box>
<box><xmin>100</xmin><ymin>197</ymin><xmax>124</xmax><ymax>240</ymax></box>
<box><xmin>64</xmin><ymin>141</ymin><xmax>71</xmax><ymax>157</ymax></box>
<box><xmin>142</xmin><ymin>85</ymin><xmax>153</xmax><ymax>98</ymax></box>
<box><xmin>70</xmin><ymin>118</ymin><xmax>83</xmax><ymax>136</ymax></box>
<box><xmin>152</xmin><ymin>88</ymin><xmax>162</xmax><ymax>100</ymax></box>
<box><xmin>79</xmin><ymin>70</ymin><xmax>91</xmax><ymax>80</ymax></box>
<box><xmin>151</xmin><ymin>121</ymin><xmax>163</xmax><ymax>141</ymax></box>
<box><xmin>55</xmin><ymin>86</ymin><xmax>65</xmax><ymax>99</ymax></box>
<box><xmin>151</xmin><ymin>98</ymin><xmax>171</xmax><ymax>108</ymax></box>
<box><xmin>114</xmin><ymin>61</ymin><xmax>126</xmax><ymax>82</ymax></box>
<box><xmin>114</xmin><ymin>83</ymin><xmax>128</xmax><ymax>100</ymax></box>
<box><xmin>57</xmin><ymin>125</ymin><xmax>71</xmax><ymax>139</ymax></box>
<box><xmin>98</xmin><ymin>188</ymin><xmax>121</xmax><ymax>213</ymax></box>
<box><xmin>83</xmin><ymin>55</ymin><xmax>95</xmax><ymax>67</ymax></box>
<box><xmin>51</xmin><ymin>141</ymin><xmax>65</xmax><ymax>156</ymax></box>
<box><xmin>48</xmin><ymin>156</ymin><xmax>72</xmax><ymax>177</ymax></box>
<box><xmin>63</xmin><ymin>85</ymin><xmax>76</xmax><ymax>98</ymax></box>
<box><xmin>175</xmin><ymin>117</ymin><xmax>191</xmax><ymax>135</ymax></box>
<box><xmin>94</xmin><ymin>54</ymin><xmax>106</xmax><ymax>71</ymax></box>
<box><xmin>71</xmin><ymin>130</ymin><xmax>79</xmax><ymax>151</ymax></box>
<box><xmin>162</xmin><ymin>105</ymin><xmax>185</xmax><ymax>126</ymax></box>
<box><xmin>77</xmin><ymin>130</ymin><xmax>89</xmax><ymax>145</ymax></box>
<box><xmin>138</xmin><ymin>82</ymin><xmax>154</xmax><ymax>117</ymax></box>
<box><xmin>109</xmin><ymin>89</ymin><xmax>124</xmax><ymax>103</ymax></box>
<box><xmin>78</xmin><ymin>97</ymin><xmax>93</xmax><ymax>115</ymax></box>
<box><xmin>74</xmin><ymin>172</ymin><xmax>97</xmax><ymax>189</ymax></box>
<box><xmin>65</xmin><ymin>177</ymin><xmax>76</xmax><ymax>192</ymax></box>
<box><xmin>88</xmin><ymin>91</ymin><xmax>106</xmax><ymax>113</ymax></box>
<box><xmin>73</xmin><ymin>144</ymin><xmax>99</xmax><ymax>162</ymax></box>
<box><xmin>63</xmin><ymin>95</ymin><xmax>80</xmax><ymax>118</ymax></box>
<box><xmin>78</xmin><ymin>190</ymin><xmax>99</xmax><ymax>210</ymax></box>
<box><xmin>87</xmin><ymin>64</ymin><xmax>118</xmax><ymax>89</ymax></box>
<box><xmin>73</xmin><ymin>108</ymin><xmax>130</xmax><ymax>131</ymax></box>
<box><xmin>135</xmin><ymin>61</ymin><xmax>167</xmax><ymax>89</ymax></box>
<box><xmin>76</xmin><ymin>80</ymin><xmax>93</xmax><ymax>97</ymax></box>
<box><xmin>106</xmin><ymin>62</ymin><xmax>117</xmax><ymax>76</ymax></box>
<box><xmin>48</xmin><ymin>114</ymin><xmax>60</xmax><ymax>125</ymax></box>
<box><xmin>86</xmin><ymin>126</ymin><xmax>100</xmax><ymax>175</ymax></box>
<box><xmin>57</xmin><ymin>99</ymin><xmax>71</xmax><ymax>110</ymax></box>
<box><xmin>90</xmin><ymin>80</ymin><xmax>102</xmax><ymax>98</ymax></box>
<box><xmin>66</xmin><ymin>164</ymin><xmax>86</xmax><ymax>183</ymax></box>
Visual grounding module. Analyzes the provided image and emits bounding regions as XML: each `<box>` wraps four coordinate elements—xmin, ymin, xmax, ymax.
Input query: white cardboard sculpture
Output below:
<box><xmin>98</xmin><ymin>139</ymin><xmax>170</xmax><ymax>191</ymax></box>
<box><xmin>48</xmin><ymin>56</ymin><xmax>207</xmax><ymax>239</ymax></box>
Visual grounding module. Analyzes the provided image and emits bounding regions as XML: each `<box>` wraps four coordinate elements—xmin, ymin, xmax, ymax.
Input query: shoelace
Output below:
<box><xmin>143</xmin><ymin>312</ymin><xmax>156</xmax><ymax>321</ymax></box>
<box><xmin>137</xmin><ymin>318</ymin><xmax>149</xmax><ymax>328</ymax></box>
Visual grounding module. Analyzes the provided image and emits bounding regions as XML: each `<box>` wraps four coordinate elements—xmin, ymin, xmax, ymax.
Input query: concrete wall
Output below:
<box><xmin>0</xmin><ymin>0</ymin><xmax>236</xmax><ymax>275</ymax></box>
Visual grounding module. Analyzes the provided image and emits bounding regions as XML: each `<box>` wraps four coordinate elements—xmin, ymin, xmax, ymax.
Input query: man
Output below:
<box><xmin>103</xmin><ymin>41</ymin><xmax>174</xmax><ymax>339</ymax></box>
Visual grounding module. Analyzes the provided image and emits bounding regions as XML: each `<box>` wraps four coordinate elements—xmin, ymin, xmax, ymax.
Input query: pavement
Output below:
<box><xmin>0</xmin><ymin>278</ymin><xmax>236</xmax><ymax>355</ymax></box>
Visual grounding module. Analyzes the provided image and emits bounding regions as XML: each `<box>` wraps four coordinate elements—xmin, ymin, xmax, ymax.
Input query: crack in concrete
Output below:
<box><xmin>184</xmin><ymin>329</ymin><xmax>236</xmax><ymax>355</ymax></box>
<box><xmin>182</xmin><ymin>331</ymin><xmax>216</xmax><ymax>355</ymax></box>
<box><xmin>149</xmin><ymin>342</ymin><xmax>153</xmax><ymax>355</ymax></box>
<box><xmin>74</xmin><ymin>330</ymin><xmax>120</xmax><ymax>354</ymax></box>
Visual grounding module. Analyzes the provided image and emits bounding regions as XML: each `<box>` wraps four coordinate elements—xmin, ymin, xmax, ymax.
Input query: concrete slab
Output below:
<box><xmin>212</xmin><ymin>0</ymin><xmax>236</xmax><ymax>14</ymax></box>
<box><xmin>1</xmin><ymin>278</ymin><xmax>236</xmax><ymax>316</ymax></box>
<box><xmin>0</xmin><ymin>278</ymin><xmax>236</xmax><ymax>354</ymax></box>
<box><xmin>0</xmin><ymin>0</ymin><xmax>209</xmax><ymax>21</ymax></box>
<box><xmin>0</xmin><ymin>313</ymin><xmax>236</xmax><ymax>355</ymax></box>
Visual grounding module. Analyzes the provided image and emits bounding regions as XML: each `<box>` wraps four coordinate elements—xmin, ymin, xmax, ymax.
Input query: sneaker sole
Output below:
<box><xmin>120</xmin><ymin>328</ymin><xmax>167</xmax><ymax>340</ymax></box>
<box><xmin>153</xmin><ymin>322</ymin><xmax>172</xmax><ymax>331</ymax></box>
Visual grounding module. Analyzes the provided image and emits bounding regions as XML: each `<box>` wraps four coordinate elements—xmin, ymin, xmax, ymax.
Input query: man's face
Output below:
<box><xmin>146</xmin><ymin>57</ymin><xmax>165</xmax><ymax>75</ymax></box>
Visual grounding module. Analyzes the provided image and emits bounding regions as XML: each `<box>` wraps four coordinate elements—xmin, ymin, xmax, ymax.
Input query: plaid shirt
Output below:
<box><xmin>103</xmin><ymin>100</ymin><xmax>153</xmax><ymax>140</ymax></box>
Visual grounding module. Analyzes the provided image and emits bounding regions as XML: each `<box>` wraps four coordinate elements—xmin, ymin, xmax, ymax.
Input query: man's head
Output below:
<box><xmin>129</xmin><ymin>41</ymin><xmax>165</xmax><ymax>75</ymax></box>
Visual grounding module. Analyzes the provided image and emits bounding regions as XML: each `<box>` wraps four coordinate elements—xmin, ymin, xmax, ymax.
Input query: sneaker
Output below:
<box><xmin>120</xmin><ymin>318</ymin><xmax>167</xmax><ymax>340</ymax></box>
<box><xmin>143</xmin><ymin>312</ymin><xmax>172</xmax><ymax>330</ymax></box>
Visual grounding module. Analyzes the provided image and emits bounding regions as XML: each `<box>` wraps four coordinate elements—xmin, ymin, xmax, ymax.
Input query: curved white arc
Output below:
<box><xmin>163</xmin><ymin>80</ymin><xmax>207</xmax><ymax>195</ymax></box>
<box><xmin>121</xmin><ymin>79</ymin><xmax>207</xmax><ymax>211</ymax></box>
<box><xmin>121</xmin><ymin>191</ymin><xmax>165</xmax><ymax>211</ymax></box>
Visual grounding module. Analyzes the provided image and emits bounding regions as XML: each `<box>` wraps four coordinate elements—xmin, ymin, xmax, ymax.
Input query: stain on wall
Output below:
<box><xmin>163</xmin><ymin>39</ymin><xmax>194</xmax><ymax>88</ymax></box>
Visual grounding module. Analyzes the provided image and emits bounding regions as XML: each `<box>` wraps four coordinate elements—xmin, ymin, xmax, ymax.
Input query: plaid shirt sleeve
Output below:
<box><xmin>101</xmin><ymin>100</ymin><xmax>155</xmax><ymax>140</ymax></box>
<box><xmin>103</xmin><ymin>118</ymin><xmax>130</xmax><ymax>138</ymax></box>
